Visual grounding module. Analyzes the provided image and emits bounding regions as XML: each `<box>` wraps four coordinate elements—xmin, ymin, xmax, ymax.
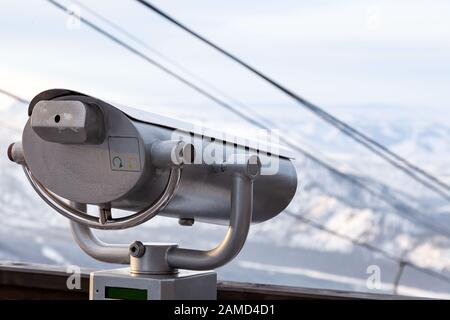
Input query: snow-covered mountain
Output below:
<box><xmin>1</xmin><ymin>98</ymin><xmax>450</xmax><ymax>298</ymax></box>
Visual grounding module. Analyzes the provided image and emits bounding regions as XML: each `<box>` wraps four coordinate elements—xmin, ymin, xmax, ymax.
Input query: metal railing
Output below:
<box><xmin>0</xmin><ymin>261</ymin><xmax>412</xmax><ymax>300</ymax></box>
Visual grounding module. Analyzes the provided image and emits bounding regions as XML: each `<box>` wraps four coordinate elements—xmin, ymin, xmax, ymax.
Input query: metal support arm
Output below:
<box><xmin>166</xmin><ymin>173</ymin><xmax>254</xmax><ymax>270</ymax></box>
<box><xmin>69</xmin><ymin>156</ymin><xmax>260</xmax><ymax>271</ymax></box>
<box><xmin>70</xmin><ymin>203</ymin><xmax>130</xmax><ymax>264</ymax></box>
<box><xmin>69</xmin><ymin>172</ymin><xmax>256</xmax><ymax>270</ymax></box>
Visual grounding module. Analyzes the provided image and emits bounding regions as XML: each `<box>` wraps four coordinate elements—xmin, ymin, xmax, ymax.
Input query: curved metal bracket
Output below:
<box><xmin>69</xmin><ymin>171</ymin><xmax>256</xmax><ymax>270</ymax></box>
<box><xmin>58</xmin><ymin>156</ymin><xmax>260</xmax><ymax>271</ymax></box>
<box><xmin>70</xmin><ymin>203</ymin><xmax>130</xmax><ymax>264</ymax></box>
<box><xmin>167</xmin><ymin>172</ymin><xmax>254</xmax><ymax>270</ymax></box>
<box><xmin>23</xmin><ymin>164</ymin><xmax>181</xmax><ymax>230</ymax></box>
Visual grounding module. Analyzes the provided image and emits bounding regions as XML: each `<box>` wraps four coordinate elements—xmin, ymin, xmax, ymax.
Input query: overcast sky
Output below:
<box><xmin>1</xmin><ymin>0</ymin><xmax>449</xmax><ymax>120</ymax></box>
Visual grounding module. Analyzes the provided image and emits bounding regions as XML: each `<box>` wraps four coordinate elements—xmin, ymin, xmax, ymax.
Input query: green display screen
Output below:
<box><xmin>105</xmin><ymin>286</ymin><xmax>148</xmax><ymax>300</ymax></box>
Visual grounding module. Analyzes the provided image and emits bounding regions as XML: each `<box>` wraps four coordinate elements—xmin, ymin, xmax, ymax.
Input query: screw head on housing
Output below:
<box><xmin>129</xmin><ymin>241</ymin><xmax>146</xmax><ymax>258</ymax></box>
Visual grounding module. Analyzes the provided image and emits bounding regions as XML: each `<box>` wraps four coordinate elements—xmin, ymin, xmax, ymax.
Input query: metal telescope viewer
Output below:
<box><xmin>8</xmin><ymin>89</ymin><xmax>297</xmax><ymax>300</ymax></box>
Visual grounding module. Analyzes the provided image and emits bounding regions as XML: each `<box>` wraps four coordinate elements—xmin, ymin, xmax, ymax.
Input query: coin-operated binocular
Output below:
<box><xmin>8</xmin><ymin>89</ymin><xmax>297</xmax><ymax>300</ymax></box>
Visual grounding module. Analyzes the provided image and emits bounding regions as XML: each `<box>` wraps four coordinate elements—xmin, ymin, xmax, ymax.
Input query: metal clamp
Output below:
<box><xmin>23</xmin><ymin>164</ymin><xmax>181</xmax><ymax>230</ymax></box>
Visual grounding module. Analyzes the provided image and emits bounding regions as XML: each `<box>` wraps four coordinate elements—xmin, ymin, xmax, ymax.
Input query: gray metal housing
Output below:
<box><xmin>22</xmin><ymin>89</ymin><xmax>298</xmax><ymax>225</ymax></box>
